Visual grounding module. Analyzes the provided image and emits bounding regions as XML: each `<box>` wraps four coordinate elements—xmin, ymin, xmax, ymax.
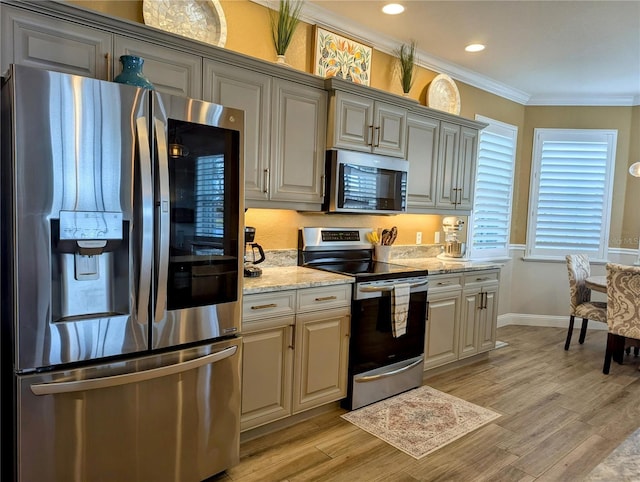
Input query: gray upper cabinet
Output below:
<box><xmin>1</xmin><ymin>5</ymin><xmax>202</xmax><ymax>98</ymax></box>
<box><xmin>204</xmin><ymin>62</ymin><xmax>327</xmax><ymax>210</ymax></box>
<box><xmin>269</xmin><ymin>78</ymin><xmax>327</xmax><ymax>207</ymax></box>
<box><xmin>203</xmin><ymin>60</ymin><xmax>272</xmax><ymax>202</ymax></box>
<box><xmin>113</xmin><ymin>36</ymin><xmax>202</xmax><ymax>98</ymax></box>
<box><xmin>327</xmin><ymin>90</ymin><xmax>407</xmax><ymax>158</ymax></box>
<box><xmin>1</xmin><ymin>5</ymin><xmax>111</xmax><ymax>79</ymax></box>
<box><xmin>435</xmin><ymin>122</ymin><xmax>478</xmax><ymax>211</ymax></box>
<box><xmin>406</xmin><ymin>112</ymin><xmax>439</xmax><ymax>210</ymax></box>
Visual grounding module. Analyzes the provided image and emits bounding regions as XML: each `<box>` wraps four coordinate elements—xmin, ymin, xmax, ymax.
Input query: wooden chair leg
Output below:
<box><xmin>565</xmin><ymin>315</ymin><xmax>576</xmax><ymax>350</ymax></box>
<box><xmin>635</xmin><ymin>346</ymin><xmax>639</xmax><ymax>357</ymax></box>
<box><xmin>579</xmin><ymin>318</ymin><xmax>589</xmax><ymax>344</ymax></box>
<box><xmin>603</xmin><ymin>333</ymin><xmax>615</xmax><ymax>374</ymax></box>
<box><xmin>613</xmin><ymin>336</ymin><xmax>626</xmax><ymax>364</ymax></box>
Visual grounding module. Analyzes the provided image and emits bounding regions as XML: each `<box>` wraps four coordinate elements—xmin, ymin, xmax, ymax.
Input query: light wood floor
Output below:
<box><xmin>214</xmin><ymin>325</ymin><xmax>640</xmax><ymax>481</ymax></box>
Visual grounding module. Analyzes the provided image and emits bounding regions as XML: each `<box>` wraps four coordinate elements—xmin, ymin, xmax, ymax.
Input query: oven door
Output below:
<box><xmin>349</xmin><ymin>288</ymin><xmax>427</xmax><ymax>375</ymax></box>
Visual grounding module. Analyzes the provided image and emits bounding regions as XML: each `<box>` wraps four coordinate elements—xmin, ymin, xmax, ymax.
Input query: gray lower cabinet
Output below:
<box><xmin>1</xmin><ymin>4</ymin><xmax>202</xmax><ymax>97</ymax></box>
<box><xmin>204</xmin><ymin>61</ymin><xmax>327</xmax><ymax>210</ymax></box>
<box><xmin>424</xmin><ymin>274</ymin><xmax>463</xmax><ymax>370</ymax></box>
<box><xmin>459</xmin><ymin>270</ymin><xmax>499</xmax><ymax>359</ymax></box>
<box><xmin>240</xmin><ymin>284</ymin><xmax>351</xmax><ymax>432</ymax></box>
<box><xmin>425</xmin><ymin>270</ymin><xmax>499</xmax><ymax>370</ymax></box>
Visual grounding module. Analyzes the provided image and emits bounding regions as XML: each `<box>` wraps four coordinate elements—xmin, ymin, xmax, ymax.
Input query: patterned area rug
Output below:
<box><xmin>341</xmin><ymin>385</ymin><xmax>501</xmax><ymax>459</ymax></box>
<box><xmin>585</xmin><ymin>428</ymin><xmax>640</xmax><ymax>481</ymax></box>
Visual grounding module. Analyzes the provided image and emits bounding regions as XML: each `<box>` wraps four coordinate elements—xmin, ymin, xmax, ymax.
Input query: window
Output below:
<box><xmin>195</xmin><ymin>155</ymin><xmax>225</xmax><ymax>240</ymax></box>
<box><xmin>468</xmin><ymin>116</ymin><xmax>517</xmax><ymax>260</ymax></box>
<box><xmin>526</xmin><ymin>129</ymin><xmax>617</xmax><ymax>261</ymax></box>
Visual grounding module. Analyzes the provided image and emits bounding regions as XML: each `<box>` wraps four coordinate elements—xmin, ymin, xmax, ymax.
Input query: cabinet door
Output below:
<box><xmin>114</xmin><ymin>37</ymin><xmax>202</xmax><ymax>98</ymax></box>
<box><xmin>330</xmin><ymin>91</ymin><xmax>373</xmax><ymax>153</ymax></box>
<box><xmin>424</xmin><ymin>289</ymin><xmax>461</xmax><ymax>369</ymax></box>
<box><xmin>240</xmin><ymin>322</ymin><xmax>294</xmax><ymax>431</ymax></box>
<box><xmin>456</xmin><ymin>126</ymin><xmax>479</xmax><ymax>210</ymax></box>
<box><xmin>1</xmin><ymin>5</ymin><xmax>111</xmax><ymax>79</ymax></box>
<box><xmin>203</xmin><ymin>61</ymin><xmax>271</xmax><ymax>201</ymax></box>
<box><xmin>373</xmin><ymin>101</ymin><xmax>407</xmax><ymax>157</ymax></box>
<box><xmin>478</xmin><ymin>285</ymin><xmax>498</xmax><ymax>352</ymax></box>
<box><xmin>459</xmin><ymin>287</ymin><xmax>481</xmax><ymax>359</ymax></box>
<box><xmin>435</xmin><ymin>121</ymin><xmax>461</xmax><ymax>208</ymax></box>
<box><xmin>270</xmin><ymin>78</ymin><xmax>327</xmax><ymax>205</ymax></box>
<box><xmin>406</xmin><ymin>113</ymin><xmax>439</xmax><ymax>210</ymax></box>
<box><xmin>293</xmin><ymin>308</ymin><xmax>349</xmax><ymax>413</ymax></box>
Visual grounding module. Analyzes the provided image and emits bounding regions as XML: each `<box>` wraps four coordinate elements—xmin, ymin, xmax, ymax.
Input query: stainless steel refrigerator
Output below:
<box><xmin>0</xmin><ymin>64</ymin><xmax>244</xmax><ymax>481</ymax></box>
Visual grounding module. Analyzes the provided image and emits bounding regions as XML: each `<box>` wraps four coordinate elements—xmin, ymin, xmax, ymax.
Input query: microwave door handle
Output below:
<box><xmin>135</xmin><ymin>116</ymin><xmax>153</xmax><ymax>326</ymax></box>
<box><xmin>153</xmin><ymin>118</ymin><xmax>170</xmax><ymax>323</ymax></box>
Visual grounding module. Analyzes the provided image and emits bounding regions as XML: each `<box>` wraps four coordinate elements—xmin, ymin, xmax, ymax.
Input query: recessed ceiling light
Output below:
<box><xmin>465</xmin><ymin>44</ymin><xmax>485</xmax><ymax>53</ymax></box>
<box><xmin>382</xmin><ymin>3</ymin><xmax>405</xmax><ymax>15</ymax></box>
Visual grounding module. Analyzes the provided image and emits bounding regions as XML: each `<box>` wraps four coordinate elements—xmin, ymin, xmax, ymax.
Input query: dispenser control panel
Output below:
<box><xmin>59</xmin><ymin>211</ymin><xmax>123</xmax><ymax>240</ymax></box>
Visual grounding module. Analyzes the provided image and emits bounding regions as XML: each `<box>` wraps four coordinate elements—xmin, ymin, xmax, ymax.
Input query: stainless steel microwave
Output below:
<box><xmin>324</xmin><ymin>149</ymin><xmax>409</xmax><ymax>214</ymax></box>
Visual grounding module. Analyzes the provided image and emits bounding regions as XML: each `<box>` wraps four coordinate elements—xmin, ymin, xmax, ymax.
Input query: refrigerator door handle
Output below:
<box><xmin>30</xmin><ymin>345</ymin><xmax>238</xmax><ymax>396</ymax></box>
<box><xmin>153</xmin><ymin>117</ymin><xmax>170</xmax><ymax>323</ymax></box>
<box><xmin>136</xmin><ymin>117</ymin><xmax>153</xmax><ymax>326</ymax></box>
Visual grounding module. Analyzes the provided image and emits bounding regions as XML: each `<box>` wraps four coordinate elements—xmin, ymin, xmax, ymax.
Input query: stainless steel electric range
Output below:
<box><xmin>298</xmin><ymin>227</ymin><xmax>428</xmax><ymax>410</ymax></box>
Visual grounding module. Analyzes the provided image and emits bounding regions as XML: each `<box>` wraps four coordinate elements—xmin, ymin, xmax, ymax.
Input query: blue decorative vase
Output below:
<box><xmin>114</xmin><ymin>55</ymin><xmax>154</xmax><ymax>90</ymax></box>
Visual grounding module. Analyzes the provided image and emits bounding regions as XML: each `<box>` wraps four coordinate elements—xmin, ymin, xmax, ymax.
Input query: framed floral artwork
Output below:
<box><xmin>313</xmin><ymin>26</ymin><xmax>372</xmax><ymax>86</ymax></box>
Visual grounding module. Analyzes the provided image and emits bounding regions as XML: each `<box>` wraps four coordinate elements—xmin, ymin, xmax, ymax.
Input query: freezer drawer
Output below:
<box><xmin>16</xmin><ymin>337</ymin><xmax>241</xmax><ymax>482</ymax></box>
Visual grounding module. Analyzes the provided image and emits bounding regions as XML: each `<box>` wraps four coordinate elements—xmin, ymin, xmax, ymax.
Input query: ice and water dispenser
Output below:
<box><xmin>51</xmin><ymin>210</ymin><xmax>129</xmax><ymax>322</ymax></box>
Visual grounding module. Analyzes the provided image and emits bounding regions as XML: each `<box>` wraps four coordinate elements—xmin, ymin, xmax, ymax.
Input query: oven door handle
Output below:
<box><xmin>355</xmin><ymin>357</ymin><xmax>424</xmax><ymax>383</ymax></box>
<box><xmin>359</xmin><ymin>280</ymin><xmax>428</xmax><ymax>293</ymax></box>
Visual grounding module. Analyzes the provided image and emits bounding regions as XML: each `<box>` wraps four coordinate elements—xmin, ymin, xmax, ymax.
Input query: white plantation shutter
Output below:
<box><xmin>195</xmin><ymin>155</ymin><xmax>225</xmax><ymax>239</ymax></box>
<box><xmin>469</xmin><ymin>116</ymin><xmax>517</xmax><ymax>259</ymax></box>
<box><xmin>526</xmin><ymin>129</ymin><xmax>616</xmax><ymax>261</ymax></box>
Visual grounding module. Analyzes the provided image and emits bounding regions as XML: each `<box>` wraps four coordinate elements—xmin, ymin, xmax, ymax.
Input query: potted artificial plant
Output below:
<box><xmin>270</xmin><ymin>0</ymin><xmax>303</xmax><ymax>64</ymax></box>
<box><xmin>395</xmin><ymin>40</ymin><xmax>417</xmax><ymax>95</ymax></box>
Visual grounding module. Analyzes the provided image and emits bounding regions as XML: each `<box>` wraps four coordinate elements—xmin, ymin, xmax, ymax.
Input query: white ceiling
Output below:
<box><xmin>297</xmin><ymin>0</ymin><xmax>640</xmax><ymax>106</ymax></box>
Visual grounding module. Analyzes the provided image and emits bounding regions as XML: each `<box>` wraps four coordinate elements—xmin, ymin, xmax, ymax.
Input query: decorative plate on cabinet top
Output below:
<box><xmin>427</xmin><ymin>74</ymin><xmax>461</xmax><ymax>115</ymax></box>
<box><xmin>143</xmin><ymin>0</ymin><xmax>227</xmax><ymax>48</ymax></box>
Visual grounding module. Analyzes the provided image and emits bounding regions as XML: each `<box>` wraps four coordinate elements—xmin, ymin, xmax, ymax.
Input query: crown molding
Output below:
<box><xmin>527</xmin><ymin>94</ymin><xmax>639</xmax><ymax>107</ymax></box>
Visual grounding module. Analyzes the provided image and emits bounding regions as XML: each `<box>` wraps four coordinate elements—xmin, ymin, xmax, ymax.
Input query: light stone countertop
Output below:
<box><xmin>242</xmin><ymin>266</ymin><xmax>354</xmax><ymax>295</ymax></box>
<box><xmin>242</xmin><ymin>258</ymin><xmax>503</xmax><ymax>294</ymax></box>
<box><xmin>389</xmin><ymin>257</ymin><xmax>504</xmax><ymax>274</ymax></box>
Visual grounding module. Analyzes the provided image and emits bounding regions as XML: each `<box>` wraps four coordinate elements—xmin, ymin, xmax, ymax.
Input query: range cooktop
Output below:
<box><xmin>298</xmin><ymin>227</ymin><xmax>428</xmax><ymax>282</ymax></box>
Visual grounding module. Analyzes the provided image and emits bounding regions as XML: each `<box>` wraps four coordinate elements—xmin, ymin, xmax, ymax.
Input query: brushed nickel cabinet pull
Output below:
<box><xmin>250</xmin><ymin>303</ymin><xmax>277</xmax><ymax>310</ymax></box>
<box><xmin>263</xmin><ymin>169</ymin><xmax>270</xmax><ymax>194</ymax></box>
<box><xmin>374</xmin><ymin>126</ymin><xmax>381</xmax><ymax>147</ymax></box>
<box><xmin>321</xmin><ymin>174</ymin><xmax>326</xmax><ymax>198</ymax></box>
<box><xmin>368</xmin><ymin>125</ymin><xmax>374</xmax><ymax>146</ymax></box>
<box><xmin>437</xmin><ymin>281</ymin><xmax>453</xmax><ymax>286</ymax></box>
<box><xmin>105</xmin><ymin>53</ymin><xmax>111</xmax><ymax>81</ymax></box>
<box><xmin>288</xmin><ymin>324</ymin><xmax>296</xmax><ymax>349</ymax></box>
<box><xmin>315</xmin><ymin>295</ymin><xmax>337</xmax><ymax>302</ymax></box>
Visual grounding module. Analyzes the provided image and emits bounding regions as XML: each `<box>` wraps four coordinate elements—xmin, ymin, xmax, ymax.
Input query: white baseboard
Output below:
<box><xmin>497</xmin><ymin>313</ymin><xmax>608</xmax><ymax>330</ymax></box>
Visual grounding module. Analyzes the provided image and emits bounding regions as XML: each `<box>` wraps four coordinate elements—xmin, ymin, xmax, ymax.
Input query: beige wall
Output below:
<box><xmin>71</xmin><ymin>0</ymin><xmax>638</xmax><ymax>250</ymax></box>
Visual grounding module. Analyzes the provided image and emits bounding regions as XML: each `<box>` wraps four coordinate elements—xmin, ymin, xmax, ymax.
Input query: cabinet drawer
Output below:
<box><xmin>243</xmin><ymin>290</ymin><xmax>296</xmax><ymax>323</ymax></box>
<box><xmin>428</xmin><ymin>275</ymin><xmax>463</xmax><ymax>294</ymax></box>
<box><xmin>297</xmin><ymin>284</ymin><xmax>352</xmax><ymax>313</ymax></box>
<box><xmin>464</xmin><ymin>270</ymin><xmax>499</xmax><ymax>289</ymax></box>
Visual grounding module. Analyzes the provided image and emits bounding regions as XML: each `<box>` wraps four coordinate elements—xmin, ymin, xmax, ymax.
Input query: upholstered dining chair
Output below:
<box><xmin>602</xmin><ymin>263</ymin><xmax>640</xmax><ymax>374</ymax></box>
<box><xmin>565</xmin><ymin>254</ymin><xmax>607</xmax><ymax>350</ymax></box>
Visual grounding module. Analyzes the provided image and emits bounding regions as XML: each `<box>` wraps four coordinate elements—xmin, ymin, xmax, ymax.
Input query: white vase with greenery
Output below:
<box><xmin>270</xmin><ymin>0</ymin><xmax>303</xmax><ymax>64</ymax></box>
<box><xmin>395</xmin><ymin>40</ymin><xmax>417</xmax><ymax>95</ymax></box>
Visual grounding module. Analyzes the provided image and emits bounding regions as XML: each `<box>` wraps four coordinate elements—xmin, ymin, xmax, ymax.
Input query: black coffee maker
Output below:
<box><xmin>244</xmin><ymin>226</ymin><xmax>265</xmax><ymax>277</ymax></box>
